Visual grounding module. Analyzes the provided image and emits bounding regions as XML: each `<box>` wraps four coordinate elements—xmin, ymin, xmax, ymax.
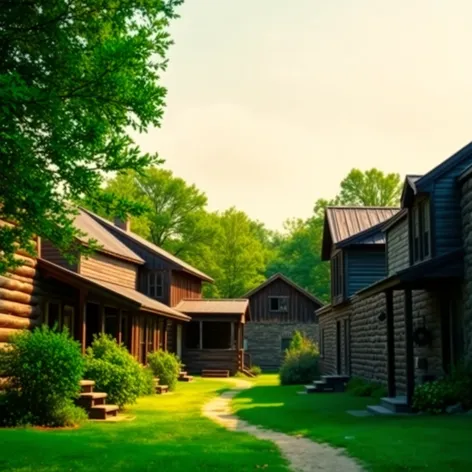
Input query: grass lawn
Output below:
<box><xmin>233</xmin><ymin>374</ymin><xmax>472</xmax><ymax>472</ymax></box>
<box><xmin>0</xmin><ymin>378</ymin><xmax>288</xmax><ymax>472</ymax></box>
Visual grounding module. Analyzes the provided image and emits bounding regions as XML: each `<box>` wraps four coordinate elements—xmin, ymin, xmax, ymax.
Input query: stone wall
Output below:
<box><xmin>461</xmin><ymin>174</ymin><xmax>472</xmax><ymax>362</ymax></box>
<box><xmin>387</xmin><ymin>217</ymin><xmax>409</xmax><ymax>276</ymax></box>
<box><xmin>245</xmin><ymin>322</ymin><xmax>318</xmax><ymax>370</ymax></box>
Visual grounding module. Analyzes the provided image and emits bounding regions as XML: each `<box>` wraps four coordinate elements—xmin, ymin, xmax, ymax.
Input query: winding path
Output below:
<box><xmin>202</xmin><ymin>379</ymin><xmax>364</xmax><ymax>472</ymax></box>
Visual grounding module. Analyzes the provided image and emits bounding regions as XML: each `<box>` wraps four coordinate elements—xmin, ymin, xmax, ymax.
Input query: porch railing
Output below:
<box><xmin>238</xmin><ymin>349</ymin><xmax>252</xmax><ymax>371</ymax></box>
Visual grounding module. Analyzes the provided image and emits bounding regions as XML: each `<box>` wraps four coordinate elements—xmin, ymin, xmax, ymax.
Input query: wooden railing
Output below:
<box><xmin>238</xmin><ymin>349</ymin><xmax>252</xmax><ymax>371</ymax></box>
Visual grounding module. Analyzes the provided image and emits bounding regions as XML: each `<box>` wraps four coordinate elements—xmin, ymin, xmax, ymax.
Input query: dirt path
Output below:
<box><xmin>202</xmin><ymin>379</ymin><xmax>364</xmax><ymax>472</ymax></box>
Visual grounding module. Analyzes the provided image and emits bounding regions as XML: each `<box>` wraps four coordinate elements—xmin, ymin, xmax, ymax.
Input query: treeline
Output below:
<box><xmin>84</xmin><ymin>167</ymin><xmax>402</xmax><ymax>301</ymax></box>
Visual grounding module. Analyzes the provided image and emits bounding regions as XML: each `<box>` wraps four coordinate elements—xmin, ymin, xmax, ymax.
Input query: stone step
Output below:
<box><xmin>179</xmin><ymin>371</ymin><xmax>188</xmax><ymax>377</ymax></box>
<box><xmin>367</xmin><ymin>405</ymin><xmax>394</xmax><ymax>416</ymax></box>
<box><xmin>322</xmin><ymin>375</ymin><xmax>350</xmax><ymax>384</ymax></box>
<box><xmin>380</xmin><ymin>396</ymin><xmax>410</xmax><ymax>414</ymax></box>
<box><xmin>179</xmin><ymin>375</ymin><xmax>193</xmax><ymax>382</ymax></box>
<box><xmin>89</xmin><ymin>404</ymin><xmax>119</xmax><ymax>420</ymax></box>
<box><xmin>305</xmin><ymin>385</ymin><xmax>317</xmax><ymax>394</ymax></box>
<box><xmin>316</xmin><ymin>379</ymin><xmax>344</xmax><ymax>392</ymax></box>
<box><xmin>79</xmin><ymin>380</ymin><xmax>95</xmax><ymax>394</ymax></box>
<box><xmin>76</xmin><ymin>392</ymin><xmax>107</xmax><ymax>409</ymax></box>
<box><xmin>156</xmin><ymin>385</ymin><xmax>169</xmax><ymax>394</ymax></box>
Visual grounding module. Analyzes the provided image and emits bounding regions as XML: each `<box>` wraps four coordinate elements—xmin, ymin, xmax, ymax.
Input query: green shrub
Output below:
<box><xmin>346</xmin><ymin>377</ymin><xmax>387</xmax><ymax>399</ymax></box>
<box><xmin>0</xmin><ymin>326</ymin><xmax>84</xmax><ymax>426</ymax></box>
<box><xmin>84</xmin><ymin>334</ymin><xmax>146</xmax><ymax>408</ymax></box>
<box><xmin>147</xmin><ymin>350</ymin><xmax>181</xmax><ymax>391</ymax></box>
<box><xmin>140</xmin><ymin>366</ymin><xmax>156</xmax><ymax>396</ymax></box>
<box><xmin>250</xmin><ymin>365</ymin><xmax>262</xmax><ymax>376</ymax></box>
<box><xmin>279</xmin><ymin>331</ymin><xmax>319</xmax><ymax>385</ymax></box>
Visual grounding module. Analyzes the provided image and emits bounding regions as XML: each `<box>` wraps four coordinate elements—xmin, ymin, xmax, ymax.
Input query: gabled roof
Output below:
<box><xmin>81</xmin><ymin>208</ymin><xmax>214</xmax><ymax>283</ymax></box>
<box><xmin>243</xmin><ymin>273</ymin><xmax>324</xmax><ymax>307</ymax></box>
<box><xmin>400</xmin><ymin>174</ymin><xmax>423</xmax><ymax>207</ymax></box>
<box><xmin>414</xmin><ymin>141</ymin><xmax>472</xmax><ymax>191</ymax></box>
<box><xmin>73</xmin><ymin>209</ymin><xmax>144</xmax><ymax>264</ymax></box>
<box><xmin>175</xmin><ymin>299</ymin><xmax>249</xmax><ymax>315</ymax></box>
<box><xmin>321</xmin><ymin>207</ymin><xmax>399</xmax><ymax>260</ymax></box>
<box><xmin>38</xmin><ymin>258</ymin><xmax>190</xmax><ymax>321</ymax></box>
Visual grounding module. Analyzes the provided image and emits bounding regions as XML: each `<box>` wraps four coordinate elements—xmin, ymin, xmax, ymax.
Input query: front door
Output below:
<box><xmin>336</xmin><ymin>320</ymin><xmax>342</xmax><ymax>374</ymax></box>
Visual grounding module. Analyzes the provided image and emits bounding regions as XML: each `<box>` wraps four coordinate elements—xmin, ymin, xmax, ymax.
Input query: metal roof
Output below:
<box><xmin>326</xmin><ymin>207</ymin><xmax>399</xmax><ymax>244</ymax></box>
<box><xmin>243</xmin><ymin>273</ymin><xmax>324</xmax><ymax>307</ymax></box>
<box><xmin>74</xmin><ymin>209</ymin><xmax>144</xmax><ymax>264</ymax></box>
<box><xmin>81</xmin><ymin>208</ymin><xmax>213</xmax><ymax>283</ymax></box>
<box><xmin>175</xmin><ymin>299</ymin><xmax>249</xmax><ymax>315</ymax></box>
<box><xmin>38</xmin><ymin>258</ymin><xmax>190</xmax><ymax>321</ymax></box>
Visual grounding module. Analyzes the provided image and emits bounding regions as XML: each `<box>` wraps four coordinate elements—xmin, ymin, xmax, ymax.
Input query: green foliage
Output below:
<box><xmin>147</xmin><ymin>350</ymin><xmax>181</xmax><ymax>391</ymax></box>
<box><xmin>250</xmin><ymin>365</ymin><xmax>262</xmax><ymax>376</ymax></box>
<box><xmin>140</xmin><ymin>367</ymin><xmax>157</xmax><ymax>396</ymax></box>
<box><xmin>346</xmin><ymin>377</ymin><xmax>387</xmax><ymax>399</ymax></box>
<box><xmin>413</xmin><ymin>364</ymin><xmax>472</xmax><ymax>414</ymax></box>
<box><xmin>279</xmin><ymin>331</ymin><xmax>320</xmax><ymax>385</ymax></box>
<box><xmin>0</xmin><ymin>326</ymin><xmax>85</xmax><ymax>426</ymax></box>
<box><xmin>84</xmin><ymin>334</ymin><xmax>146</xmax><ymax>408</ymax></box>
<box><xmin>0</xmin><ymin>0</ymin><xmax>183</xmax><ymax>274</ymax></box>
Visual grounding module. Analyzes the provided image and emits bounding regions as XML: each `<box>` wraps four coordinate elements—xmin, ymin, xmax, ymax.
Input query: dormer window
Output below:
<box><xmin>148</xmin><ymin>271</ymin><xmax>164</xmax><ymax>298</ymax></box>
<box><xmin>412</xmin><ymin>199</ymin><xmax>431</xmax><ymax>263</ymax></box>
<box><xmin>269</xmin><ymin>296</ymin><xmax>289</xmax><ymax>312</ymax></box>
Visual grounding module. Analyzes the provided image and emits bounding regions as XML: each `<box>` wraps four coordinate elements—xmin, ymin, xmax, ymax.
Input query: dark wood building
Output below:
<box><xmin>244</xmin><ymin>273</ymin><xmax>324</xmax><ymax>370</ymax></box>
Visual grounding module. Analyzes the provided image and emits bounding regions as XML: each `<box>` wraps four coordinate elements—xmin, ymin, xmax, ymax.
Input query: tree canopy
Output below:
<box><xmin>0</xmin><ymin>0</ymin><xmax>183</xmax><ymax>273</ymax></box>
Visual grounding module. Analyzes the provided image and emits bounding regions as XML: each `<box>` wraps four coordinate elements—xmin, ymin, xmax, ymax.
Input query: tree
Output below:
<box><xmin>0</xmin><ymin>0</ymin><xmax>183</xmax><ymax>273</ymax></box>
<box><xmin>206</xmin><ymin>208</ymin><xmax>268</xmax><ymax>298</ymax></box>
<box><xmin>338</xmin><ymin>169</ymin><xmax>402</xmax><ymax>207</ymax></box>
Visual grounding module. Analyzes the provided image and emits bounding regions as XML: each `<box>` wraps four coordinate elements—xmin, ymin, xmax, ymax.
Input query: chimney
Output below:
<box><xmin>114</xmin><ymin>216</ymin><xmax>131</xmax><ymax>232</ymax></box>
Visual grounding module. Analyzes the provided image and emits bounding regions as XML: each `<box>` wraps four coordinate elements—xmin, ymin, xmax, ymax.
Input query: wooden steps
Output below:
<box><xmin>179</xmin><ymin>371</ymin><xmax>193</xmax><ymax>382</ymax></box>
<box><xmin>241</xmin><ymin>368</ymin><xmax>256</xmax><ymax>378</ymax></box>
<box><xmin>156</xmin><ymin>385</ymin><xmax>169</xmax><ymax>394</ymax></box>
<box><xmin>367</xmin><ymin>396</ymin><xmax>411</xmax><ymax>416</ymax></box>
<box><xmin>201</xmin><ymin>369</ymin><xmax>230</xmax><ymax>378</ymax></box>
<box><xmin>77</xmin><ymin>380</ymin><xmax>118</xmax><ymax>420</ymax></box>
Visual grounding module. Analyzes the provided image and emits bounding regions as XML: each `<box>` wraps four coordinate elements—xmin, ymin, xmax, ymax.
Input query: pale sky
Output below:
<box><xmin>136</xmin><ymin>0</ymin><xmax>472</xmax><ymax>230</ymax></box>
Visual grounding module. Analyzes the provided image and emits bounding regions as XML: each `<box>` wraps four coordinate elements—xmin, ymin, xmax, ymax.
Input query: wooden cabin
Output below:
<box><xmin>244</xmin><ymin>273</ymin><xmax>324</xmax><ymax>370</ymax></box>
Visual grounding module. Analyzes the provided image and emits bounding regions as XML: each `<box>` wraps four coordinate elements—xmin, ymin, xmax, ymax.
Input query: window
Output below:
<box><xmin>148</xmin><ymin>272</ymin><xmax>164</xmax><ymax>298</ymax></box>
<box><xmin>281</xmin><ymin>337</ymin><xmax>291</xmax><ymax>352</ymax></box>
<box><xmin>331</xmin><ymin>252</ymin><xmax>344</xmax><ymax>302</ymax></box>
<box><xmin>412</xmin><ymin>199</ymin><xmax>431</xmax><ymax>263</ymax></box>
<box><xmin>269</xmin><ymin>296</ymin><xmax>289</xmax><ymax>312</ymax></box>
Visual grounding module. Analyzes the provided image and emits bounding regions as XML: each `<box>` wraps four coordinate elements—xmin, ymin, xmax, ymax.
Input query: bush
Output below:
<box><xmin>413</xmin><ymin>364</ymin><xmax>472</xmax><ymax>414</ymax></box>
<box><xmin>250</xmin><ymin>365</ymin><xmax>262</xmax><ymax>376</ymax></box>
<box><xmin>0</xmin><ymin>326</ymin><xmax>85</xmax><ymax>426</ymax></box>
<box><xmin>147</xmin><ymin>350</ymin><xmax>181</xmax><ymax>391</ymax></box>
<box><xmin>346</xmin><ymin>377</ymin><xmax>387</xmax><ymax>399</ymax></box>
<box><xmin>139</xmin><ymin>366</ymin><xmax>156</xmax><ymax>396</ymax></box>
<box><xmin>84</xmin><ymin>334</ymin><xmax>146</xmax><ymax>408</ymax></box>
<box><xmin>279</xmin><ymin>331</ymin><xmax>319</xmax><ymax>385</ymax></box>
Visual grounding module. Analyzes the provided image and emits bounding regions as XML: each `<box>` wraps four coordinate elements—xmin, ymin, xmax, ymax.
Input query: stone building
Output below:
<box><xmin>244</xmin><ymin>273</ymin><xmax>324</xmax><ymax>370</ymax></box>
<box><xmin>318</xmin><ymin>141</ymin><xmax>472</xmax><ymax>408</ymax></box>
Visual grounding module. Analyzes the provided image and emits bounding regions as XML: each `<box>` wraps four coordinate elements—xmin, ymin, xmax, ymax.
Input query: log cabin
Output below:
<box><xmin>244</xmin><ymin>273</ymin><xmax>324</xmax><ymax>370</ymax></box>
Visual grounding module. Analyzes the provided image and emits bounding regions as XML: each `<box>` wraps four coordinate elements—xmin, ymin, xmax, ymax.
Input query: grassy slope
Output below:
<box><xmin>0</xmin><ymin>379</ymin><xmax>288</xmax><ymax>472</ymax></box>
<box><xmin>233</xmin><ymin>375</ymin><xmax>472</xmax><ymax>472</ymax></box>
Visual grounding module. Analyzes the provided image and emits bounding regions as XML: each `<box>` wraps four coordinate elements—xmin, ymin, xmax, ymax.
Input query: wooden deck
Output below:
<box><xmin>182</xmin><ymin>349</ymin><xmax>238</xmax><ymax>375</ymax></box>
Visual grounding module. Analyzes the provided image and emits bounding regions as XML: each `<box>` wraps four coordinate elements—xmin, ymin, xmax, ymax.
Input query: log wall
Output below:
<box><xmin>0</xmin><ymin>238</ymin><xmax>41</xmax><ymax>349</ymax></box>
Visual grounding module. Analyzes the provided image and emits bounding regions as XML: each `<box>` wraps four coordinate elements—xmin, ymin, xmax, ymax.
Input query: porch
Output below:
<box><xmin>38</xmin><ymin>258</ymin><xmax>189</xmax><ymax>363</ymax></box>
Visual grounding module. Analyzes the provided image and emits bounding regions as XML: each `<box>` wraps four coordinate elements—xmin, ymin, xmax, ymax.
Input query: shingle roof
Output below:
<box><xmin>243</xmin><ymin>273</ymin><xmax>324</xmax><ymax>307</ymax></box>
<box><xmin>74</xmin><ymin>209</ymin><xmax>144</xmax><ymax>264</ymax></box>
<box><xmin>326</xmin><ymin>207</ymin><xmax>399</xmax><ymax>244</ymax></box>
<box><xmin>81</xmin><ymin>208</ymin><xmax>213</xmax><ymax>283</ymax></box>
<box><xmin>38</xmin><ymin>258</ymin><xmax>189</xmax><ymax>321</ymax></box>
<box><xmin>175</xmin><ymin>299</ymin><xmax>249</xmax><ymax>315</ymax></box>
<box><xmin>322</xmin><ymin>206</ymin><xmax>399</xmax><ymax>260</ymax></box>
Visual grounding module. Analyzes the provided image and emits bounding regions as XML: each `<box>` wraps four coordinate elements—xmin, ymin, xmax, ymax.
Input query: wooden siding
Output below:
<box><xmin>170</xmin><ymin>271</ymin><xmax>202</xmax><ymax>307</ymax></box>
<box><xmin>248</xmin><ymin>277</ymin><xmax>319</xmax><ymax>323</ymax></box>
<box><xmin>387</xmin><ymin>217</ymin><xmax>409</xmax><ymax>275</ymax></box>
<box><xmin>433</xmin><ymin>160</ymin><xmax>472</xmax><ymax>257</ymax></box>
<box><xmin>182</xmin><ymin>349</ymin><xmax>239</xmax><ymax>375</ymax></box>
<box><xmin>346</xmin><ymin>248</ymin><xmax>386</xmax><ymax>297</ymax></box>
<box><xmin>79</xmin><ymin>252</ymin><xmax>138</xmax><ymax>289</ymax></box>
<box><xmin>40</xmin><ymin>239</ymin><xmax>77</xmax><ymax>271</ymax></box>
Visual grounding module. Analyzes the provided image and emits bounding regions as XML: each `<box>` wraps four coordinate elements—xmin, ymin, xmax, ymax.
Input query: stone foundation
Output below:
<box><xmin>245</xmin><ymin>322</ymin><xmax>319</xmax><ymax>370</ymax></box>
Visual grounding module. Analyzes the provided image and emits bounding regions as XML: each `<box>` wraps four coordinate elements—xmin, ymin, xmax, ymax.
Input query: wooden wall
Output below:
<box><xmin>40</xmin><ymin>239</ymin><xmax>77</xmax><ymax>271</ymax></box>
<box><xmin>248</xmin><ymin>278</ymin><xmax>320</xmax><ymax>323</ymax></box>
<box><xmin>170</xmin><ymin>271</ymin><xmax>202</xmax><ymax>307</ymax></box>
<box><xmin>0</xmin><ymin>237</ymin><xmax>41</xmax><ymax>349</ymax></box>
<box><xmin>79</xmin><ymin>252</ymin><xmax>138</xmax><ymax>289</ymax></box>
<box><xmin>345</xmin><ymin>247</ymin><xmax>386</xmax><ymax>297</ymax></box>
<box><xmin>182</xmin><ymin>349</ymin><xmax>239</xmax><ymax>375</ymax></box>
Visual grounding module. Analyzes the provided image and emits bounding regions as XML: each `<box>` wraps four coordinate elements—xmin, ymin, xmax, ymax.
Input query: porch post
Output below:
<box><xmin>156</xmin><ymin>319</ymin><xmax>161</xmax><ymax>350</ymax></box>
<box><xmin>404</xmin><ymin>288</ymin><xmax>415</xmax><ymax>406</ymax></box>
<box><xmin>199</xmin><ymin>321</ymin><xmax>203</xmax><ymax>350</ymax></box>
<box><xmin>99</xmin><ymin>304</ymin><xmax>105</xmax><ymax>334</ymax></box>
<box><xmin>230</xmin><ymin>322</ymin><xmax>235</xmax><ymax>349</ymax></box>
<box><xmin>118</xmin><ymin>310</ymin><xmax>123</xmax><ymax>344</ymax></box>
<box><xmin>79</xmin><ymin>290</ymin><xmax>86</xmax><ymax>355</ymax></box>
<box><xmin>163</xmin><ymin>319</ymin><xmax>168</xmax><ymax>351</ymax></box>
<box><xmin>386</xmin><ymin>288</ymin><xmax>396</xmax><ymax>397</ymax></box>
